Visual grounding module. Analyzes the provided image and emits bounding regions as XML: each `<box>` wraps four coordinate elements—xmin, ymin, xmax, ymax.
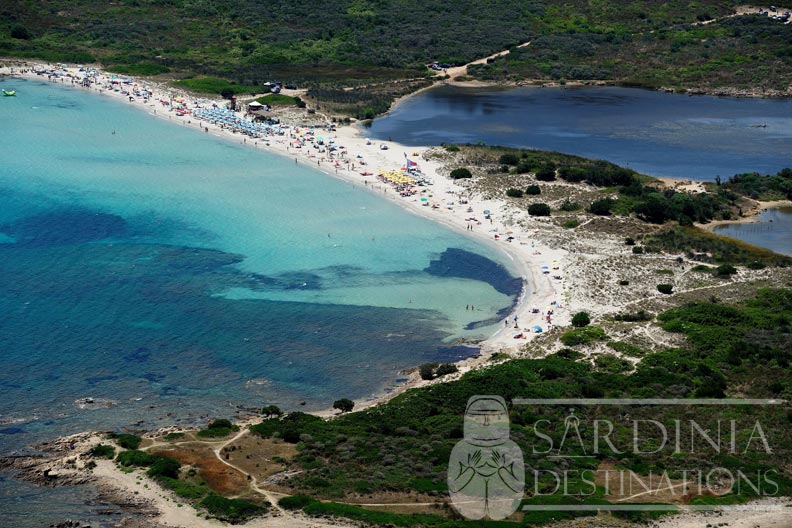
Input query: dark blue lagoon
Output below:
<box><xmin>0</xmin><ymin>79</ymin><xmax>521</xmax><ymax>525</ymax></box>
<box><xmin>714</xmin><ymin>207</ymin><xmax>792</xmax><ymax>256</ymax></box>
<box><xmin>368</xmin><ymin>85</ymin><xmax>792</xmax><ymax>181</ymax></box>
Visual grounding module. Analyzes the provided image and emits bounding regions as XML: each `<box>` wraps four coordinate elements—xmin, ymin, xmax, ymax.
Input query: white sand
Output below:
<box><xmin>1</xmin><ymin>61</ymin><xmax>567</xmax><ymax>353</ymax></box>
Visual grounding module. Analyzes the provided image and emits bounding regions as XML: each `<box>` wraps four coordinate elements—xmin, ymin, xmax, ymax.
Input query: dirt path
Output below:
<box><xmin>440</xmin><ymin>40</ymin><xmax>531</xmax><ymax>80</ymax></box>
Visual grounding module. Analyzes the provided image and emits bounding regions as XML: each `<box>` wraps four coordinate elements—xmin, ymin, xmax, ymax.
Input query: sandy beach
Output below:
<box><xmin>0</xmin><ymin>61</ymin><xmax>567</xmax><ymax>353</ymax></box>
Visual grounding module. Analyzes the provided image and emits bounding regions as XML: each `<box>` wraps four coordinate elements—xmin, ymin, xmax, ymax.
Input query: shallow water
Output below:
<box><xmin>368</xmin><ymin>85</ymin><xmax>792</xmax><ymax>181</ymax></box>
<box><xmin>0</xmin><ymin>79</ymin><xmax>519</xmax><ymax>526</ymax></box>
<box><xmin>714</xmin><ymin>207</ymin><xmax>792</xmax><ymax>256</ymax></box>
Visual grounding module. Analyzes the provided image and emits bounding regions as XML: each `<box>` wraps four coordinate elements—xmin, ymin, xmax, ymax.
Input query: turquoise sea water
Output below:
<box><xmin>0</xmin><ymin>78</ymin><xmax>519</xmax><ymax>526</ymax></box>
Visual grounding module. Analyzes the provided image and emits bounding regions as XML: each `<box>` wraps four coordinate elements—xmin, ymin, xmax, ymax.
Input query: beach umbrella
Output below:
<box><xmin>541</xmin><ymin>265</ymin><xmax>549</xmax><ymax>269</ymax></box>
<box><xmin>533</xmin><ymin>325</ymin><xmax>542</xmax><ymax>333</ymax></box>
<box><xmin>483</xmin><ymin>210</ymin><xmax>491</xmax><ymax>214</ymax></box>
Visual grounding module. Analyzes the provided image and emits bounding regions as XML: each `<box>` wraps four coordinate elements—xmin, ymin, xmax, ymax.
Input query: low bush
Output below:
<box><xmin>89</xmin><ymin>444</ymin><xmax>115</xmax><ymax>459</ymax></box>
<box><xmin>435</xmin><ymin>363</ymin><xmax>459</xmax><ymax>377</ymax></box>
<box><xmin>657</xmin><ymin>284</ymin><xmax>674</xmax><ymax>295</ymax></box>
<box><xmin>571</xmin><ymin>312</ymin><xmax>591</xmax><ymax>327</ymax></box>
<box><xmin>116</xmin><ymin>450</ymin><xmax>157</xmax><ymax>467</ymax></box>
<box><xmin>528</xmin><ymin>203</ymin><xmax>551</xmax><ymax>216</ymax></box>
<box><xmin>525</xmin><ymin>185</ymin><xmax>541</xmax><ymax>195</ymax></box>
<box><xmin>499</xmin><ymin>153</ymin><xmax>519</xmax><ymax>165</ymax></box>
<box><xmin>450</xmin><ymin>168</ymin><xmax>472</xmax><ymax>179</ymax></box>
<box><xmin>147</xmin><ymin>456</ymin><xmax>181</xmax><ymax>479</ymax></box>
<box><xmin>443</xmin><ymin>144</ymin><xmax>460</xmax><ymax>152</ymax></box>
<box><xmin>200</xmin><ymin>493</ymin><xmax>266</xmax><ymax>523</ymax></box>
<box><xmin>279</xmin><ymin>495</ymin><xmax>315</xmax><ymax>510</ymax></box>
<box><xmin>506</xmin><ymin>188</ymin><xmax>524</xmax><ymax>198</ymax></box>
<box><xmin>560</xmin><ymin>199</ymin><xmax>581</xmax><ymax>211</ymax></box>
<box><xmin>563</xmin><ymin>220</ymin><xmax>580</xmax><ymax>229</ymax></box>
<box><xmin>632</xmin><ymin>246</ymin><xmax>644</xmax><ymax>254</ymax></box>
<box><xmin>560</xmin><ymin>326</ymin><xmax>607</xmax><ymax>346</ymax></box>
<box><xmin>108</xmin><ymin>433</ymin><xmax>142</xmax><ymax>450</ymax></box>
<box><xmin>589</xmin><ymin>198</ymin><xmax>615</xmax><ymax>216</ymax></box>
<box><xmin>714</xmin><ymin>264</ymin><xmax>738</xmax><ymax>277</ymax></box>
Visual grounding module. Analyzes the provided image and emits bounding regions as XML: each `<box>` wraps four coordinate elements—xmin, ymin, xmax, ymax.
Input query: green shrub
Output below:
<box><xmin>632</xmin><ymin>246</ymin><xmax>644</xmax><ymax>254</ymax></box>
<box><xmin>116</xmin><ymin>449</ymin><xmax>157</xmax><ymax>468</ymax></box>
<box><xmin>560</xmin><ymin>326</ymin><xmax>607</xmax><ymax>346</ymax></box>
<box><xmin>594</xmin><ymin>354</ymin><xmax>632</xmax><ymax>374</ymax></box>
<box><xmin>535</xmin><ymin>167</ymin><xmax>556</xmax><ymax>181</ymax></box>
<box><xmin>435</xmin><ymin>363</ymin><xmax>459</xmax><ymax>377</ymax></box>
<box><xmin>197</xmin><ymin>427</ymin><xmax>233</xmax><ymax>438</ymax></box>
<box><xmin>444</xmin><ymin>144</ymin><xmax>460</xmax><ymax>152</ymax></box>
<box><xmin>279</xmin><ymin>495</ymin><xmax>316</xmax><ymax>510</ymax></box>
<box><xmin>657</xmin><ymin>284</ymin><xmax>674</xmax><ymax>294</ymax></box>
<box><xmin>625</xmin><ymin>237</ymin><xmax>636</xmax><ymax>245</ymax></box>
<box><xmin>560</xmin><ymin>199</ymin><xmax>581</xmax><ymax>211</ymax></box>
<box><xmin>614</xmin><ymin>310</ymin><xmax>651</xmax><ymax>322</ymax></box>
<box><xmin>528</xmin><ymin>203</ymin><xmax>551</xmax><ymax>216</ymax></box>
<box><xmin>499</xmin><ymin>153</ymin><xmax>519</xmax><ymax>165</ymax></box>
<box><xmin>506</xmin><ymin>188</ymin><xmax>524</xmax><ymax>198</ymax></box>
<box><xmin>450</xmin><ymin>168</ymin><xmax>472</xmax><ymax>179</ymax></box>
<box><xmin>563</xmin><ymin>220</ymin><xmax>580</xmax><ymax>229</ymax></box>
<box><xmin>157</xmin><ymin>477</ymin><xmax>210</xmax><ymax>500</ymax></box>
<box><xmin>200</xmin><ymin>493</ymin><xmax>265</xmax><ymax>523</ymax></box>
<box><xmin>571</xmin><ymin>312</ymin><xmax>591</xmax><ymax>327</ymax></box>
<box><xmin>618</xmin><ymin>279</ymin><xmax>630</xmax><ymax>286</ymax></box>
<box><xmin>715</xmin><ymin>264</ymin><xmax>738</xmax><ymax>277</ymax></box>
<box><xmin>589</xmin><ymin>198</ymin><xmax>615</xmax><ymax>215</ymax></box>
<box><xmin>418</xmin><ymin>362</ymin><xmax>438</xmax><ymax>380</ymax></box>
<box><xmin>525</xmin><ymin>185</ymin><xmax>541</xmax><ymax>195</ymax></box>
<box><xmin>108</xmin><ymin>433</ymin><xmax>142</xmax><ymax>450</ymax></box>
<box><xmin>607</xmin><ymin>341</ymin><xmax>645</xmax><ymax>357</ymax></box>
<box><xmin>89</xmin><ymin>444</ymin><xmax>115</xmax><ymax>459</ymax></box>
<box><xmin>147</xmin><ymin>456</ymin><xmax>181</xmax><ymax>479</ymax></box>
<box><xmin>164</xmin><ymin>432</ymin><xmax>184</xmax><ymax>440</ymax></box>
<box><xmin>208</xmin><ymin>419</ymin><xmax>234</xmax><ymax>430</ymax></box>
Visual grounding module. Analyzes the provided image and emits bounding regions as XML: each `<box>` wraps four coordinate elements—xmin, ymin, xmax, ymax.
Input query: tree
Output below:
<box><xmin>333</xmin><ymin>398</ymin><xmax>355</xmax><ymax>413</ymax></box>
<box><xmin>525</xmin><ymin>185</ymin><xmax>541</xmax><ymax>195</ymax></box>
<box><xmin>571</xmin><ymin>312</ymin><xmax>590</xmax><ymax>327</ymax></box>
<box><xmin>528</xmin><ymin>203</ymin><xmax>551</xmax><ymax>216</ymax></box>
<box><xmin>450</xmin><ymin>168</ymin><xmax>472</xmax><ymax>179</ymax></box>
<box><xmin>262</xmin><ymin>405</ymin><xmax>282</xmax><ymax>418</ymax></box>
<box><xmin>220</xmin><ymin>88</ymin><xmax>235</xmax><ymax>99</ymax></box>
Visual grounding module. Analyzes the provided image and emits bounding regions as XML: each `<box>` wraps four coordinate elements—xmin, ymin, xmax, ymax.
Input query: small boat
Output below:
<box><xmin>2</xmin><ymin>89</ymin><xmax>16</xmax><ymax>96</ymax></box>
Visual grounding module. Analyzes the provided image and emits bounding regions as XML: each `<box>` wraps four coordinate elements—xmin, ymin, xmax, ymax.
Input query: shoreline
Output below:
<box><xmin>699</xmin><ymin>199</ymin><xmax>792</xmax><ymax>232</ymax></box>
<box><xmin>0</xmin><ymin>61</ymin><xmax>565</xmax><ymax>412</ymax></box>
<box><xmin>4</xmin><ymin>62</ymin><xmax>792</xmax><ymax>528</ymax></box>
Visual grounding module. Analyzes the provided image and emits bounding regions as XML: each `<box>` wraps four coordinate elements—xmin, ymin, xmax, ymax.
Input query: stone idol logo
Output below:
<box><xmin>447</xmin><ymin>396</ymin><xmax>524</xmax><ymax>520</ymax></box>
<box><xmin>448</xmin><ymin>397</ymin><xmax>786</xmax><ymax>520</ymax></box>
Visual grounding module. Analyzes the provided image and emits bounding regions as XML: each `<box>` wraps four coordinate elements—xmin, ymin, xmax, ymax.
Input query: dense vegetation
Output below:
<box><xmin>4</xmin><ymin>0</ymin><xmax>791</xmax><ymax>109</ymax></box>
<box><xmin>246</xmin><ymin>289</ymin><xmax>792</xmax><ymax>523</ymax></box>
<box><xmin>468</xmin><ymin>9</ymin><xmax>792</xmax><ymax>93</ymax></box>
